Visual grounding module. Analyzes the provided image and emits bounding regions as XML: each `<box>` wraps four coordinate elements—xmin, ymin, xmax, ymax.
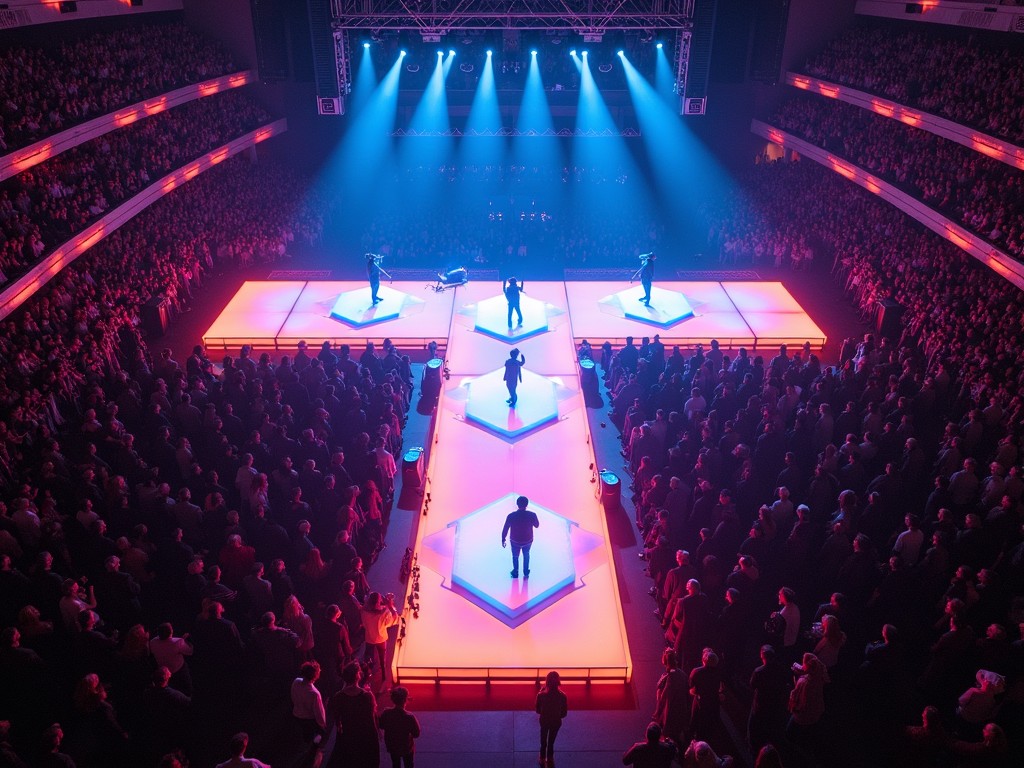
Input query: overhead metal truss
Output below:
<box><xmin>330</xmin><ymin>0</ymin><xmax>695</xmax><ymax>32</ymax></box>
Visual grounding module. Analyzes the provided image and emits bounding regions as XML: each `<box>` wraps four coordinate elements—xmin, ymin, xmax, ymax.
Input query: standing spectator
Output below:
<box><xmin>291</xmin><ymin>661</ymin><xmax>327</xmax><ymax>749</ymax></box>
<box><xmin>360</xmin><ymin>592</ymin><xmax>400</xmax><ymax>690</ymax></box>
<box><xmin>535</xmin><ymin>670</ymin><xmax>568</xmax><ymax>768</ymax></box>
<box><xmin>149</xmin><ymin>622</ymin><xmax>194</xmax><ymax>697</ymax></box>
<box><xmin>327</xmin><ymin>661</ymin><xmax>378</xmax><ymax>768</ymax></box>
<box><xmin>787</xmin><ymin>653</ymin><xmax>829</xmax><ymax>762</ymax></box>
<box><xmin>379</xmin><ymin>686</ymin><xmax>421</xmax><ymax>768</ymax></box>
<box><xmin>653</xmin><ymin>648</ymin><xmax>689</xmax><ymax>745</ymax></box>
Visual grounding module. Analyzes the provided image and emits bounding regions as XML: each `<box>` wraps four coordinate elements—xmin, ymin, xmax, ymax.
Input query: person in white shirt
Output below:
<box><xmin>373</xmin><ymin>436</ymin><xmax>397</xmax><ymax>497</ymax></box>
<box><xmin>893</xmin><ymin>514</ymin><xmax>925</xmax><ymax>566</ymax></box>
<box><xmin>291</xmin><ymin>661</ymin><xmax>326</xmax><ymax>745</ymax></box>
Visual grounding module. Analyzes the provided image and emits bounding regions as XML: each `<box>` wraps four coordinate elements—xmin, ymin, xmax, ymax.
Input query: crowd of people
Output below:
<box><xmin>0</xmin><ymin>147</ymin><xmax>408</xmax><ymax>766</ymax></box>
<box><xmin>799</xmin><ymin>23</ymin><xmax>1024</xmax><ymax>144</ymax></box>
<box><xmin>610</xmin><ymin>156</ymin><xmax>1024</xmax><ymax>767</ymax></box>
<box><xmin>0</xmin><ymin>21</ymin><xmax>239</xmax><ymax>153</ymax></box>
<box><xmin>766</xmin><ymin>95</ymin><xmax>1024</xmax><ymax>264</ymax></box>
<box><xmin>0</xmin><ymin>89</ymin><xmax>275</xmax><ymax>286</ymax></box>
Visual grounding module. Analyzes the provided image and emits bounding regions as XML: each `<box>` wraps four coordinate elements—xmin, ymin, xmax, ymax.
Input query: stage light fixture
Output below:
<box><xmin>437</xmin><ymin>50</ymin><xmax>443</xmax><ymax>57</ymax></box>
<box><xmin>569</xmin><ymin>49</ymin><xmax>577</xmax><ymax>57</ymax></box>
<box><xmin>486</xmin><ymin>49</ymin><xmax>492</xmax><ymax>56</ymax></box>
<box><xmin>400</xmin><ymin>49</ymin><xmax>407</xmax><ymax>57</ymax></box>
<box><xmin>582</xmin><ymin>50</ymin><xmax>588</xmax><ymax>57</ymax></box>
<box><xmin>531</xmin><ymin>49</ymin><xmax>537</xmax><ymax>56</ymax></box>
<box><xmin>656</xmin><ymin>42</ymin><xmax>663</xmax><ymax>49</ymax></box>
<box><xmin>617</xmin><ymin>50</ymin><xmax>624</xmax><ymax>57</ymax></box>
<box><xmin>363</xmin><ymin>42</ymin><xmax>370</xmax><ymax>49</ymax></box>
<box><xmin>449</xmin><ymin>49</ymin><xmax>455</xmax><ymax>56</ymax></box>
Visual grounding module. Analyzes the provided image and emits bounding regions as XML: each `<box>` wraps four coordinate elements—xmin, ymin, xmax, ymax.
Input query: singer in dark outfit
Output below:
<box><xmin>639</xmin><ymin>252</ymin><xmax>656</xmax><ymax>305</ymax></box>
<box><xmin>366</xmin><ymin>253</ymin><xmax>383</xmax><ymax>304</ymax></box>
<box><xmin>504</xmin><ymin>277</ymin><xmax>524</xmax><ymax>327</ymax></box>
<box><xmin>501</xmin><ymin>495</ymin><xmax>539</xmax><ymax>578</ymax></box>
<box><xmin>504</xmin><ymin>348</ymin><xmax>525</xmax><ymax>407</ymax></box>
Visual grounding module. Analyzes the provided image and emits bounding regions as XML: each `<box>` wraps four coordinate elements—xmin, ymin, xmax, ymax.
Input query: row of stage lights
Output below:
<box><xmin>361</xmin><ymin>43</ymin><xmax>665</xmax><ymax>57</ymax></box>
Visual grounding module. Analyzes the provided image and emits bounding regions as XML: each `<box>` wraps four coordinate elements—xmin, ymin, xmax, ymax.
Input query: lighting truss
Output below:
<box><xmin>330</xmin><ymin>0</ymin><xmax>695</xmax><ymax>32</ymax></box>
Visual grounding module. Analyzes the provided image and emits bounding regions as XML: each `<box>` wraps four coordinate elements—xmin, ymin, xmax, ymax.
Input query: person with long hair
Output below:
<box><xmin>653</xmin><ymin>647</ymin><xmax>688</xmax><ymax>745</ymax></box>
<box><xmin>535</xmin><ymin>670</ymin><xmax>568</xmax><ymax>767</ymax></box>
<box><xmin>281</xmin><ymin>594</ymin><xmax>315</xmax><ymax>660</ymax></box>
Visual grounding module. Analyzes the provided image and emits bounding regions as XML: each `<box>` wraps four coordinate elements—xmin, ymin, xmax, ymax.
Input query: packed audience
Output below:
<box><xmin>0</xmin><ymin>21</ymin><xmax>238</xmax><ymax>153</ymax></box>
<box><xmin>0</xmin><ymin>154</ymin><xmax>398</xmax><ymax>768</ymax></box>
<box><xmin>766</xmin><ymin>95</ymin><xmax>1024</xmax><ymax>265</ymax></box>
<box><xmin>604</xmin><ymin>157</ymin><xmax>1024</xmax><ymax>766</ymax></box>
<box><xmin>0</xmin><ymin>90</ymin><xmax>275</xmax><ymax>286</ymax></box>
<box><xmin>799</xmin><ymin>23</ymin><xmax>1024</xmax><ymax>144</ymax></box>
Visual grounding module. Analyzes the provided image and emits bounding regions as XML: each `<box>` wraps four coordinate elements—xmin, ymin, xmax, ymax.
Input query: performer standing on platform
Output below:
<box><xmin>502</xmin><ymin>495</ymin><xmax>539</xmax><ymax>578</ymax></box>
<box><xmin>504</xmin><ymin>348</ymin><xmax>525</xmax><ymax>407</ymax></box>
<box><xmin>366</xmin><ymin>253</ymin><xmax>383</xmax><ymax>304</ymax></box>
<box><xmin>639</xmin><ymin>252</ymin><xmax>656</xmax><ymax>306</ymax></box>
<box><xmin>504</xmin><ymin>277</ymin><xmax>524</xmax><ymax>327</ymax></box>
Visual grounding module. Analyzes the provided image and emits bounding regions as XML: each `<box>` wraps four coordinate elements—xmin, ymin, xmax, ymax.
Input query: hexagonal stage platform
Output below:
<box><xmin>418</xmin><ymin>494</ymin><xmax>605</xmax><ymax>628</ymax></box>
<box><xmin>473</xmin><ymin>294</ymin><xmax>550</xmax><ymax>341</ymax></box>
<box><xmin>599</xmin><ymin>285</ymin><xmax>695</xmax><ymax>327</ymax></box>
<box><xmin>462</xmin><ymin>368</ymin><xmax>560</xmax><ymax>439</ymax></box>
<box><xmin>329</xmin><ymin>285</ymin><xmax>421</xmax><ymax>327</ymax></box>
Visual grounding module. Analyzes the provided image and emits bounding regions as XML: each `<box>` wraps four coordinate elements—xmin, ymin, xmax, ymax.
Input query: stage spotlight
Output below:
<box><xmin>486</xmin><ymin>49</ymin><xmax>492</xmax><ymax>56</ymax></box>
<box><xmin>437</xmin><ymin>50</ymin><xmax>443</xmax><ymax>57</ymax></box>
<box><xmin>449</xmin><ymin>49</ymin><xmax>455</xmax><ymax>56</ymax></box>
<box><xmin>569</xmin><ymin>49</ymin><xmax>577</xmax><ymax>57</ymax></box>
<box><xmin>656</xmin><ymin>42</ymin><xmax>663</xmax><ymax>49</ymax></box>
<box><xmin>582</xmin><ymin>50</ymin><xmax>588</xmax><ymax>57</ymax></box>
<box><xmin>617</xmin><ymin>50</ymin><xmax>624</xmax><ymax>57</ymax></box>
<box><xmin>363</xmin><ymin>42</ymin><xmax>370</xmax><ymax>49</ymax></box>
<box><xmin>400</xmin><ymin>49</ymin><xmax>407</xmax><ymax>57</ymax></box>
<box><xmin>531</xmin><ymin>49</ymin><xmax>537</xmax><ymax>56</ymax></box>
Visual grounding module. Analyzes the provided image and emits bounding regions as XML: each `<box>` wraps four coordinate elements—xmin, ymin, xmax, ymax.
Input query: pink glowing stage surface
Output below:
<box><xmin>395</xmin><ymin>281</ymin><xmax>631</xmax><ymax>684</ymax></box>
<box><xmin>563</xmin><ymin>281</ymin><xmax>827</xmax><ymax>350</ymax></box>
<box><xmin>201</xmin><ymin>281</ymin><xmax>455</xmax><ymax>351</ymax></box>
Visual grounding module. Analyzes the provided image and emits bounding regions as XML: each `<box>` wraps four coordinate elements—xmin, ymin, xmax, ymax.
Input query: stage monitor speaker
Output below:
<box><xmin>402</xmin><ymin>447</ymin><xmax>424</xmax><ymax>489</ymax></box>
<box><xmin>579</xmin><ymin>358</ymin><xmax>603</xmax><ymax>408</ymax></box>
<box><xmin>141</xmin><ymin>295</ymin><xmax>170</xmax><ymax>338</ymax></box>
<box><xmin>599</xmin><ymin>470</ymin><xmax>622</xmax><ymax>511</ymax></box>
<box><xmin>875</xmin><ymin>298</ymin><xmax>904</xmax><ymax>341</ymax></box>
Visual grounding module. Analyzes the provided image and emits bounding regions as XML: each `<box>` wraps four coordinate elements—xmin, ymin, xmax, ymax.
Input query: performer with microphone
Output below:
<box><xmin>504</xmin><ymin>276</ymin><xmax>524</xmax><ymax>328</ymax></box>
<box><xmin>366</xmin><ymin>253</ymin><xmax>391</xmax><ymax>304</ymax></box>
<box><xmin>638</xmin><ymin>252</ymin><xmax>656</xmax><ymax>306</ymax></box>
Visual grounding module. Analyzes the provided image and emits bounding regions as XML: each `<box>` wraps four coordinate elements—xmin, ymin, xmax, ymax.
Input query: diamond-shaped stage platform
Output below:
<box><xmin>472</xmin><ymin>294</ymin><xmax>550</xmax><ymax>341</ymax></box>
<box><xmin>418</xmin><ymin>495</ymin><xmax>598</xmax><ymax>628</ymax></box>
<box><xmin>599</xmin><ymin>285</ymin><xmax>695</xmax><ymax>327</ymax></box>
<box><xmin>462</xmin><ymin>368</ymin><xmax>560</xmax><ymax>439</ymax></box>
<box><xmin>329</xmin><ymin>285</ymin><xmax>421</xmax><ymax>327</ymax></box>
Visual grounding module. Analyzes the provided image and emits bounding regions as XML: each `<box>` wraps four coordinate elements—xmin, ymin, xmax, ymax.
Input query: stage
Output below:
<box><xmin>200</xmin><ymin>278</ymin><xmax>826</xmax><ymax>684</ymax></box>
<box><xmin>202</xmin><ymin>279</ymin><xmax>827</xmax><ymax>353</ymax></box>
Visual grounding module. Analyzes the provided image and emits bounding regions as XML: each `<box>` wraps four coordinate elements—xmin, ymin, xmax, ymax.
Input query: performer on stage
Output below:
<box><xmin>366</xmin><ymin>253</ymin><xmax>383</xmax><ymax>304</ymax></box>
<box><xmin>501</xmin><ymin>495</ymin><xmax>539</xmax><ymax>578</ymax></box>
<box><xmin>504</xmin><ymin>277</ymin><xmax>524</xmax><ymax>328</ymax></box>
<box><xmin>639</xmin><ymin>252</ymin><xmax>656</xmax><ymax>306</ymax></box>
<box><xmin>504</xmin><ymin>348</ymin><xmax>525</xmax><ymax>407</ymax></box>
